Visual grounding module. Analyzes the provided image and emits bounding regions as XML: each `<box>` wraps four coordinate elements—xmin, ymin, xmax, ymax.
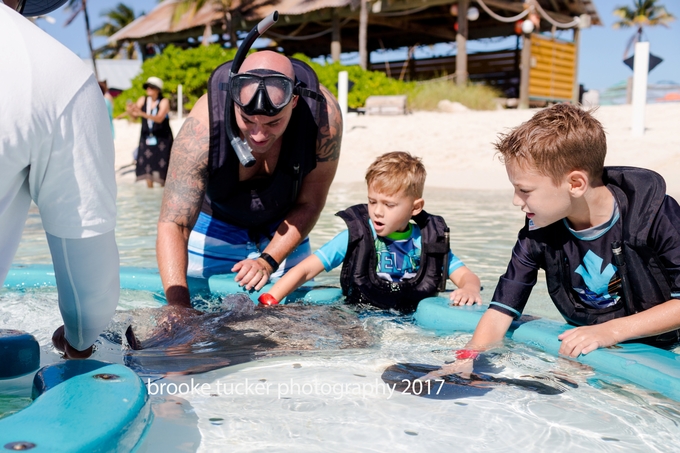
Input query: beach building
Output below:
<box><xmin>109</xmin><ymin>0</ymin><xmax>601</xmax><ymax>107</ymax></box>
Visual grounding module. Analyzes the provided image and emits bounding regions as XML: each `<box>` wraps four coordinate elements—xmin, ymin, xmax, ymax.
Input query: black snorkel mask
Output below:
<box><xmin>230</xmin><ymin>69</ymin><xmax>296</xmax><ymax>117</ymax></box>
<box><xmin>225</xmin><ymin>11</ymin><xmax>279</xmax><ymax>168</ymax></box>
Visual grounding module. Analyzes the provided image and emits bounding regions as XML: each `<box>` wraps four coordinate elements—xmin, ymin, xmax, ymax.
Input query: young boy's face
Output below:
<box><xmin>367</xmin><ymin>186</ymin><xmax>424</xmax><ymax>237</ymax></box>
<box><xmin>506</xmin><ymin>159</ymin><xmax>574</xmax><ymax>228</ymax></box>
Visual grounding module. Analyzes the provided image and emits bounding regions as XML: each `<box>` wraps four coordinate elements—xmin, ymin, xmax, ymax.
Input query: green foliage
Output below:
<box><xmin>408</xmin><ymin>79</ymin><xmax>501</xmax><ymax>111</ymax></box>
<box><xmin>113</xmin><ymin>44</ymin><xmax>239</xmax><ymax>116</ymax></box>
<box><xmin>612</xmin><ymin>0</ymin><xmax>675</xmax><ymax>29</ymax></box>
<box><xmin>291</xmin><ymin>54</ymin><xmax>415</xmax><ymax>109</ymax></box>
<box><xmin>114</xmin><ymin>45</ymin><xmax>502</xmax><ymax>116</ymax></box>
<box><xmin>93</xmin><ymin>3</ymin><xmax>138</xmax><ymax>59</ymax></box>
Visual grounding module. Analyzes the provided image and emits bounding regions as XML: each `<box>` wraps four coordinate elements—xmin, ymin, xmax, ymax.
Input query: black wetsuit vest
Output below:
<box><xmin>203</xmin><ymin>58</ymin><xmax>324</xmax><ymax>230</ymax></box>
<box><xmin>535</xmin><ymin>167</ymin><xmax>678</xmax><ymax>345</ymax></box>
<box><xmin>337</xmin><ymin>204</ymin><xmax>450</xmax><ymax>313</ymax></box>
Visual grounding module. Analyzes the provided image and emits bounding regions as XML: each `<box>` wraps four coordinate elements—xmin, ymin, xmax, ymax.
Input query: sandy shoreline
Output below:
<box><xmin>114</xmin><ymin>102</ymin><xmax>680</xmax><ymax>197</ymax></box>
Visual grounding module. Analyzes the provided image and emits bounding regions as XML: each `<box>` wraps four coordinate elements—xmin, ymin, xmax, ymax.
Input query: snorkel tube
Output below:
<box><xmin>226</xmin><ymin>11</ymin><xmax>280</xmax><ymax>168</ymax></box>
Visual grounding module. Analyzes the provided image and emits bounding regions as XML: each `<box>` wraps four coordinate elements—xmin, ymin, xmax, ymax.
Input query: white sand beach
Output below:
<box><xmin>114</xmin><ymin>102</ymin><xmax>680</xmax><ymax>197</ymax></box>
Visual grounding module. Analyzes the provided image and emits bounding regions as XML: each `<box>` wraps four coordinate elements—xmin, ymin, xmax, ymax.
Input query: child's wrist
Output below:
<box><xmin>454</xmin><ymin>349</ymin><xmax>479</xmax><ymax>360</ymax></box>
<box><xmin>258</xmin><ymin>293</ymin><xmax>279</xmax><ymax>306</ymax></box>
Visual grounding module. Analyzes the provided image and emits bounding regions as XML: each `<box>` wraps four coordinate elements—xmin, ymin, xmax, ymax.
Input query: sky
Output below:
<box><xmin>33</xmin><ymin>0</ymin><xmax>680</xmax><ymax>92</ymax></box>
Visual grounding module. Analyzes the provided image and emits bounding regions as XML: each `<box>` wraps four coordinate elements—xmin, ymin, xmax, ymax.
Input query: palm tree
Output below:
<box><xmin>93</xmin><ymin>3</ymin><xmax>139</xmax><ymax>59</ymax></box>
<box><xmin>64</xmin><ymin>0</ymin><xmax>99</xmax><ymax>79</ymax></box>
<box><xmin>171</xmin><ymin>0</ymin><xmax>238</xmax><ymax>47</ymax></box>
<box><xmin>613</xmin><ymin>0</ymin><xmax>675</xmax><ymax>57</ymax></box>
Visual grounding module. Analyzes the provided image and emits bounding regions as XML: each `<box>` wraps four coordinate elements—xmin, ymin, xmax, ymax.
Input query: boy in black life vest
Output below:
<box><xmin>451</xmin><ymin>104</ymin><xmax>680</xmax><ymax>371</ymax></box>
<box><xmin>258</xmin><ymin>151</ymin><xmax>482</xmax><ymax>312</ymax></box>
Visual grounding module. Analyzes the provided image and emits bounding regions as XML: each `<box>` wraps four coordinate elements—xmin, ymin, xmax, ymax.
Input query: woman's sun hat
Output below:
<box><xmin>143</xmin><ymin>77</ymin><xmax>164</xmax><ymax>91</ymax></box>
<box><xmin>21</xmin><ymin>0</ymin><xmax>69</xmax><ymax>16</ymax></box>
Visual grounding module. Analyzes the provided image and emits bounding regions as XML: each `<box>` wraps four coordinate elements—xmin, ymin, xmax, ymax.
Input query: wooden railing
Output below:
<box><xmin>369</xmin><ymin>49</ymin><xmax>521</xmax><ymax>98</ymax></box>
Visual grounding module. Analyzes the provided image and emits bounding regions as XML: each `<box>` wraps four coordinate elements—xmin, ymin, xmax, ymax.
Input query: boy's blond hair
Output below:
<box><xmin>494</xmin><ymin>104</ymin><xmax>607</xmax><ymax>184</ymax></box>
<box><xmin>365</xmin><ymin>151</ymin><xmax>426</xmax><ymax>198</ymax></box>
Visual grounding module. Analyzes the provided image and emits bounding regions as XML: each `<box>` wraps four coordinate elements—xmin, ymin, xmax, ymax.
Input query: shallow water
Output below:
<box><xmin>4</xmin><ymin>181</ymin><xmax>680</xmax><ymax>452</ymax></box>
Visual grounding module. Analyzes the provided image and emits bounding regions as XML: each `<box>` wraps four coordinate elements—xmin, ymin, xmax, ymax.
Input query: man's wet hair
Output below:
<box><xmin>494</xmin><ymin>103</ymin><xmax>607</xmax><ymax>184</ymax></box>
<box><xmin>365</xmin><ymin>151</ymin><xmax>426</xmax><ymax>198</ymax></box>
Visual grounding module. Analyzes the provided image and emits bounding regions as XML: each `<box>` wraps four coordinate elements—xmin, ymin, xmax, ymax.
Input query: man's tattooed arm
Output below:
<box><xmin>159</xmin><ymin>117</ymin><xmax>210</xmax><ymax>228</ymax></box>
<box><xmin>157</xmin><ymin>114</ymin><xmax>210</xmax><ymax>307</ymax></box>
<box><xmin>316</xmin><ymin>85</ymin><xmax>343</xmax><ymax>163</ymax></box>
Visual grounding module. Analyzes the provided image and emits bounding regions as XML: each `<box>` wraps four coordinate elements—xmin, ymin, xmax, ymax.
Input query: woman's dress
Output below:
<box><xmin>135</xmin><ymin>96</ymin><xmax>173</xmax><ymax>184</ymax></box>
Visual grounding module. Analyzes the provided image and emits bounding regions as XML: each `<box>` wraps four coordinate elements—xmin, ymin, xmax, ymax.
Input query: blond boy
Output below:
<box><xmin>456</xmin><ymin>104</ymin><xmax>680</xmax><ymax>367</ymax></box>
<box><xmin>259</xmin><ymin>151</ymin><xmax>481</xmax><ymax>312</ymax></box>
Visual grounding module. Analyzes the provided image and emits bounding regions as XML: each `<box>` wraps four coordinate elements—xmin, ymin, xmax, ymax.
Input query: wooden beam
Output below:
<box><xmin>359</xmin><ymin>0</ymin><xmax>369</xmax><ymax>69</ymax></box>
<box><xmin>331</xmin><ymin>9</ymin><xmax>341</xmax><ymax>62</ymax></box>
<box><xmin>369</xmin><ymin>16</ymin><xmax>457</xmax><ymax>41</ymax></box>
<box><xmin>519</xmin><ymin>32</ymin><xmax>531</xmax><ymax>109</ymax></box>
<box><xmin>571</xmin><ymin>26</ymin><xmax>580</xmax><ymax>103</ymax></box>
<box><xmin>480</xmin><ymin>0</ymin><xmax>525</xmax><ymax>13</ymax></box>
<box><xmin>134</xmin><ymin>27</ymin><xmax>205</xmax><ymax>45</ymax></box>
<box><xmin>374</xmin><ymin>0</ymin><xmax>457</xmax><ymax>12</ymax></box>
<box><xmin>456</xmin><ymin>0</ymin><xmax>469</xmax><ymax>86</ymax></box>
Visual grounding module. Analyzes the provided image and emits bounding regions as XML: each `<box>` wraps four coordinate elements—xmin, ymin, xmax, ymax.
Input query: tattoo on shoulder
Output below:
<box><xmin>159</xmin><ymin>117</ymin><xmax>210</xmax><ymax>227</ymax></box>
<box><xmin>316</xmin><ymin>85</ymin><xmax>342</xmax><ymax>163</ymax></box>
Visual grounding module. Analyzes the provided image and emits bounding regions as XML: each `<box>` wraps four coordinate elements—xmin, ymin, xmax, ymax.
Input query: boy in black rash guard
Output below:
<box><xmin>448</xmin><ymin>104</ymin><xmax>680</xmax><ymax>370</ymax></box>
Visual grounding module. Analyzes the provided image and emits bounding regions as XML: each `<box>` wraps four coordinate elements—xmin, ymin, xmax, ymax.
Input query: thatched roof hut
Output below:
<box><xmin>110</xmin><ymin>0</ymin><xmax>602</xmax><ymax>106</ymax></box>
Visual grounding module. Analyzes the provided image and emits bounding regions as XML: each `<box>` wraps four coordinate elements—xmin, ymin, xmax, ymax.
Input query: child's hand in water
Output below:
<box><xmin>418</xmin><ymin>350</ymin><xmax>478</xmax><ymax>381</ymax></box>
<box><xmin>449</xmin><ymin>287</ymin><xmax>482</xmax><ymax>306</ymax></box>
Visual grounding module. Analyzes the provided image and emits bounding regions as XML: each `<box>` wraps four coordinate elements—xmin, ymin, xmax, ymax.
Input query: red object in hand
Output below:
<box><xmin>454</xmin><ymin>349</ymin><xmax>479</xmax><ymax>360</ymax></box>
<box><xmin>258</xmin><ymin>293</ymin><xmax>279</xmax><ymax>306</ymax></box>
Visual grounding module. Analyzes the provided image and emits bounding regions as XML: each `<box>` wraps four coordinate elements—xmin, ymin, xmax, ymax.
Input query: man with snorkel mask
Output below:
<box><xmin>157</xmin><ymin>15</ymin><xmax>342</xmax><ymax>309</ymax></box>
<box><xmin>1</xmin><ymin>1</ymin><xmax>120</xmax><ymax>359</ymax></box>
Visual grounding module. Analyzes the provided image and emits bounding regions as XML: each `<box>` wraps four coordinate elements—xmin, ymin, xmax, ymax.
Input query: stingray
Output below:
<box><xmin>381</xmin><ymin>361</ymin><xmax>577</xmax><ymax>400</ymax></box>
<box><xmin>104</xmin><ymin>294</ymin><xmax>373</xmax><ymax>375</ymax></box>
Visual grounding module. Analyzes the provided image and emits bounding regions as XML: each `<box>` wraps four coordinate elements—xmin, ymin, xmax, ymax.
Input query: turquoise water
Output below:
<box><xmin>3</xmin><ymin>181</ymin><xmax>680</xmax><ymax>452</ymax></box>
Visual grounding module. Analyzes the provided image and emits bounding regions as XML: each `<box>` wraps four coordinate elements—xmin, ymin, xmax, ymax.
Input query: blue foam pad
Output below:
<box><xmin>0</xmin><ymin>329</ymin><xmax>40</xmax><ymax>379</ymax></box>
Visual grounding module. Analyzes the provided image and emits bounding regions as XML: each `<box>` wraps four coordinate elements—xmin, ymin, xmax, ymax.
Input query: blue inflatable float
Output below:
<box><xmin>3</xmin><ymin>263</ymin><xmax>679</xmax><ymax>440</ymax></box>
<box><xmin>415</xmin><ymin>297</ymin><xmax>680</xmax><ymax>402</ymax></box>
<box><xmin>4</xmin><ymin>264</ymin><xmax>343</xmax><ymax>305</ymax></box>
<box><xmin>0</xmin><ymin>329</ymin><xmax>39</xmax><ymax>379</ymax></box>
<box><xmin>0</xmin><ymin>361</ymin><xmax>151</xmax><ymax>452</ymax></box>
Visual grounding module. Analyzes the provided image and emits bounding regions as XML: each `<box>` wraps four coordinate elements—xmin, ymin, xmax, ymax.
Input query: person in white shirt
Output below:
<box><xmin>1</xmin><ymin>0</ymin><xmax>119</xmax><ymax>359</ymax></box>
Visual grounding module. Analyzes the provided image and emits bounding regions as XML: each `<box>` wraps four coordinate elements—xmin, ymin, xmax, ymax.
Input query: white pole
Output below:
<box><xmin>178</xmin><ymin>84</ymin><xmax>183</xmax><ymax>121</ymax></box>
<box><xmin>631</xmin><ymin>42</ymin><xmax>649</xmax><ymax>137</ymax></box>
<box><xmin>338</xmin><ymin>71</ymin><xmax>348</xmax><ymax>133</ymax></box>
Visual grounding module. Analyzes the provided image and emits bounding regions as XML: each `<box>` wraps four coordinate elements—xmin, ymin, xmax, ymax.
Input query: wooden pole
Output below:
<box><xmin>202</xmin><ymin>24</ymin><xmax>212</xmax><ymax>46</ymax></box>
<box><xmin>359</xmin><ymin>0</ymin><xmax>368</xmax><ymax>70</ymax></box>
<box><xmin>82</xmin><ymin>0</ymin><xmax>99</xmax><ymax>80</ymax></box>
<box><xmin>456</xmin><ymin>0</ymin><xmax>469</xmax><ymax>86</ymax></box>
<box><xmin>519</xmin><ymin>32</ymin><xmax>532</xmax><ymax>109</ymax></box>
<box><xmin>331</xmin><ymin>9</ymin><xmax>341</xmax><ymax>62</ymax></box>
<box><xmin>571</xmin><ymin>27</ymin><xmax>580</xmax><ymax>103</ymax></box>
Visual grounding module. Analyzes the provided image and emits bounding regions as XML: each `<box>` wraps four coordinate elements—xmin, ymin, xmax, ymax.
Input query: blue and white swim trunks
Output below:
<box><xmin>187</xmin><ymin>212</ymin><xmax>311</xmax><ymax>281</ymax></box>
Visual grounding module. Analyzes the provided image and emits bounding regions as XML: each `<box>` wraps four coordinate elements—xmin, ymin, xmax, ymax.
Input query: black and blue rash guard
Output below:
<box><xmin>490</xmin><ymin>167</ymin><xmax>680</xmax><ymax>342</ymax></box>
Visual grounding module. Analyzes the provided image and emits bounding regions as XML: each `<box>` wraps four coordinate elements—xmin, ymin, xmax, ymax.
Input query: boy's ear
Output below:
<box><xmin>411</xmin><ymin>198</ymin><xmax>425</xmax><ymax>216</ymax></box>
<box><xmin>567</xmin><ymin>170</ymin><xmax>589</xmax><ymax>196</ymax></box>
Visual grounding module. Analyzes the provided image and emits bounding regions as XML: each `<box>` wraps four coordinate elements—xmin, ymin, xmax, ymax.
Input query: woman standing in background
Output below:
<box><xmin>126</xmin><ymin>76</ymin><xmax>173</xmax><ymax>188</ymax></box>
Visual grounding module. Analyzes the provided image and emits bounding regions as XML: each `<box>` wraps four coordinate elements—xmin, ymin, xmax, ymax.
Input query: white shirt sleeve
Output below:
<box><xmin>31</xmin><ymin>75</ymin><xmax>117</xmax><ymax>239</ymax></box>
